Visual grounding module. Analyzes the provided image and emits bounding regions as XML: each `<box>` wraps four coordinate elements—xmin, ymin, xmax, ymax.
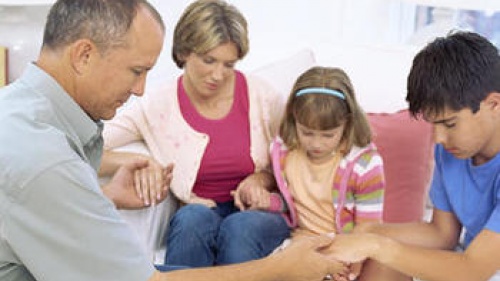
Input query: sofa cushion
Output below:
<box><xmin>368</xmin><ymin>109</ymin><xmax>434</xmax><ymax>223</ymax></box>
<box><xmin>252</xmin><ymin>48</ymin><xmax>316</xmax><ymax>98</ymax></box>
<box><xmin>251</xmin><ymin>50</ymin><xmax>434</xmax><ymax>223</ymax></box>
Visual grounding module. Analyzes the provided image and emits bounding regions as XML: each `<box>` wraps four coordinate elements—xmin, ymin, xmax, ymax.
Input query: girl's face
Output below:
<box><xmin>181</xmin><ymin>42</ymin><xmax>239</xmax><ymax>99</ymax></box>
<box><xmin>296</xmin><ymin>122</ymin><xmax>345</xmax><ymax>164</ymax></box>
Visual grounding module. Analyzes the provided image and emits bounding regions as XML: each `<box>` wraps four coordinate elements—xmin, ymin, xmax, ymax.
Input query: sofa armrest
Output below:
<box><xmin>100</xmin><ymin>141</ymin><xmax>179</xmax><ymax>265</ymax></box>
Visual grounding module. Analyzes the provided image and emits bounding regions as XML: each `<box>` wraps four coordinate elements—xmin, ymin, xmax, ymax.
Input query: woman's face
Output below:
<box><xmin>182</xmin><ymin>42</ymin><xmax>239</xmax><ymax>99</ymax></box>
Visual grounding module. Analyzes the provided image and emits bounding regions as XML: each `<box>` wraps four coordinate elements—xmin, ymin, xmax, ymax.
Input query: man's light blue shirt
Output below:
<box><xmin>0</xmin><ymin>64</ymin><xmax>154</xmax><ymax>281</ymax></box>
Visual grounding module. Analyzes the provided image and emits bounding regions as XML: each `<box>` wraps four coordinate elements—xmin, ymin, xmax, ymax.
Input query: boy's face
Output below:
<box><xmin>427</xmin><ymin>103</ymin><xmax>498</xmax><ymax>165</ymax></box>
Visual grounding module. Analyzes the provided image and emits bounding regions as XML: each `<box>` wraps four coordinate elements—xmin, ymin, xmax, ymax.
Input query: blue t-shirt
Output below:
<box><xmin>430</xmin><ymin>144</ymin><xmax>500</xmax><ymax>248</ymax></box>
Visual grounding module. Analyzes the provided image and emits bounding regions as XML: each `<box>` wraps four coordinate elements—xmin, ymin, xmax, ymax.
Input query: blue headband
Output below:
<box><xmin>295</xmin><ymin>87</ymin><xmax>345</xmax><ymax>100</ymax></box>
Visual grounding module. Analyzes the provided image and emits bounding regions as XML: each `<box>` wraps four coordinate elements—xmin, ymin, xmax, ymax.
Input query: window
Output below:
<box><xmin>411</xmin><ymin>5</ymin><xmax>500</xmax><ymax>48</ymax></box>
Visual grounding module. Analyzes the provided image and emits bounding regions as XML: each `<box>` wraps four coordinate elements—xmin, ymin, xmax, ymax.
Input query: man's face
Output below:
<box><xmin>78</xmin><ymin>6</ymin><xmax>164</xmax><ymax>121</ymax></box>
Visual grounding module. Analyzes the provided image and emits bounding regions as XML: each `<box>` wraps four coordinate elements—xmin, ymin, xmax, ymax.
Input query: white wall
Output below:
<box><xmin>0</xmin><ymin>1</ymin><xmax>435</xmax><ymax>112</ymax></box>
<box><xmin>147</xmin><ymin>0</ymin><xmax>420</xmax><ymax>112</ymax></box>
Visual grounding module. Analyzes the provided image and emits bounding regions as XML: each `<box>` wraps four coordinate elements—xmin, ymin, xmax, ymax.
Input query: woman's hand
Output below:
<box><xmin>232</xmin><ymin>172</ymin><xmax>273</xmax><ymax>210</ymax></box>
<box><xmin>134</xmin><ymin>160</ymin><xmax>174</xmax><ymax>206</ymax></box>
<box><xmin>102</xmin><ymin>159</ymin><xmax>150</xmax><ymax>209</ymax></box>
<box><xmin>187</xmin><ymin>194</ymin><xmax>216</xmax><ymax>208</ymax></box>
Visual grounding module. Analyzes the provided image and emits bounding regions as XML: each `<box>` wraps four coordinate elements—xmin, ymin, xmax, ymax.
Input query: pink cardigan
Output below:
<box><xmin>103</xmin><ymin>75</ymin><xmax>284</xmax><ymax>203</ymax></box>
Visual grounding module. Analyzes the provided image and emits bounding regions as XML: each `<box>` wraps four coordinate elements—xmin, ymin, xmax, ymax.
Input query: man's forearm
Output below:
<box><xmin>150</xmin><ymin>255</ymin><xmax>283</xmax><ymax>281</ymax></box>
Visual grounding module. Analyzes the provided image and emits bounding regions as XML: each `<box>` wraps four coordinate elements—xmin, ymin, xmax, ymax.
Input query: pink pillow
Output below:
<box><xmin>368</xmin><ymin>109</ymin><xmax>434</xmax><ymax>223</ymax></box>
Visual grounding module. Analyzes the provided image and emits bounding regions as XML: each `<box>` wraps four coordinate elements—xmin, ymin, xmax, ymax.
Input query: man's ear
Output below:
<box><xmin>69</xmin><ymin>39</ymin><xmax>96</xmax><ymax>75</ymax></box>
<box><xmin>485</xmin><ymin>92</ymin><xmax>500</xmax><ymax>111</ymax></box>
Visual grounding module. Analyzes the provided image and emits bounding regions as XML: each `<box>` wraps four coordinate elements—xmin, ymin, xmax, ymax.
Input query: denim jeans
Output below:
<box><xmin>164</xmin><ymin>201</ymin><xmax>290</xmax><ymax>267</ymax></box>
<box><xmin>155</xmin><ymin>264</ymin><xmax>189</xmax><ymax>272</ymax></box>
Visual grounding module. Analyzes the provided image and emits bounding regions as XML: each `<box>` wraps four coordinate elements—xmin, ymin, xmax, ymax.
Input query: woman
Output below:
<box><xmin>101</xmin><ymin>0</ymin><xmax>290</xmax><ymax>267</ymax></box>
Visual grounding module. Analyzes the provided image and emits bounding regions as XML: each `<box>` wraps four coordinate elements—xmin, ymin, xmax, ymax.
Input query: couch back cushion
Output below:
<box><xmin>252</xmin><ymin>48</ymin><xmax>316</xmax><ymax>98</ymax></box>
<box><xmin>368</xmin><ymin>109</ymin><xmax>434</xmax><ymax>223</ymax></box>
<box><xmin>251</xmin><ymin>50</ymin><xmax>434</xmax><ymax>223</ymax></box>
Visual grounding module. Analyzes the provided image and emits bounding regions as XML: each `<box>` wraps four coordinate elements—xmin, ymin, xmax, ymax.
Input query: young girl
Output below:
<box><xmin>272</xmin><ymin>66</ymin><xmax>383</xmax><ymax>234</ymax></box>
<box><xmin>240</xmin><ymin>66</ymin><xmax>397</xmax><ymax>280</ymax></box>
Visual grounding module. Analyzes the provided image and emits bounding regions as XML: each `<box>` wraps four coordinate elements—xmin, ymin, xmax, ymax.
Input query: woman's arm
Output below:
<box><xmin>99</xmin><ymin>150</ymin><xmax>151</xmax><ymax>177</ymax></box>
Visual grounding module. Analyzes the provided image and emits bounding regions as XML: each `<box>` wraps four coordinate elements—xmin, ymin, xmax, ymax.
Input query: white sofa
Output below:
<box><xmin>104</xmin><ymin>47</ymin><xmax>435</xmax><ymax>265</ymax></box>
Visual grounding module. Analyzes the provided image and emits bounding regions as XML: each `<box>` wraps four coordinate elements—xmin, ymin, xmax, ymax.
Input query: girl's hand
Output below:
<box><xmin>133</xmin><ymin>159</ymin><xmax>174</xmax><ymax>206</ymax></box>
<box><xmin>329</xmin><ymin>259</ymin><xmax>351</xmax><ymax>281</ymax></box>
<box><xmin>187</xmin><ymin>194</ymin><xmax>216</xmax><ymax>208</ymax></box>
<box><xmin>233</xmin><ymin>174</ymin><xmax>272</xmax><ymax>210</ymax></box>
<box><xmin>346</xmin><ymin>262</ymin><xmax>362</xmax><ymax>281</ymax></box>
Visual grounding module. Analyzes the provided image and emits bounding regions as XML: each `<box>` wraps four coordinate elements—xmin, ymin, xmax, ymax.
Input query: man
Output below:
<box><xmin>0</xmin><ymin>1</ymin><xmax>337</xmax><ymax>281</ymax></box>
<box><xmin>327</xmin><ymin>31</ymin><xmax>500</xmax><ymax>281</ymax></box>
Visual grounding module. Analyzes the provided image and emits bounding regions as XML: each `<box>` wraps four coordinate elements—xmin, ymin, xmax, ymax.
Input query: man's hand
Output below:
<box><xmin>270</xmin><ymin>235</ymin><xmax>340</xmax><ymax>281</ymax></box>
<box><xmin>322</xmin><ymin>233</ymin><xmax>381</xmax><ymax>264</ymax></box>
<box><xmin>102</xmin><ymin>159</ymin><xmax>173</xmax><ymax>209</ymax></box>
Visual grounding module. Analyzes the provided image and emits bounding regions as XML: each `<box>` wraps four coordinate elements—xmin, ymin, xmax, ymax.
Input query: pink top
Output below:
<box><xmin>103</xmin><ymin>74</ymin><xmax>284</xmax><ymax>203</ymax></box>
<box><xmin>178</xmin><ymin>71</ymin><xmax>254</xmax><ymax>202</ymax></box>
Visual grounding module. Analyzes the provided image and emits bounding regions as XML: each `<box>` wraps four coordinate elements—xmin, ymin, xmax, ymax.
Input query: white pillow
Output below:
<box><xmin>252</xmin><ymin>48</ymin><xmax>316</xmax><ymax>99</ymax></box>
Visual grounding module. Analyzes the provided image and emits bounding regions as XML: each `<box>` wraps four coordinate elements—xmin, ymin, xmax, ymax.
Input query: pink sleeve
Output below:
<box><xmin>269</xmin><ymin>192</ymin><xmax>287</xmax><ymax>212</ymax></box>
<box><xmin>103</xmin><ymin>100</ymin><xmax>145</xmax><ymax>150</ymax></box>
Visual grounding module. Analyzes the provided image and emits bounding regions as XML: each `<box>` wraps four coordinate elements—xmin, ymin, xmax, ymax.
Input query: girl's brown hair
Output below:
<box><xmin>279</xmin><ymin>66</ymin><xmax>371</xmax><ymax>153</ymax></box>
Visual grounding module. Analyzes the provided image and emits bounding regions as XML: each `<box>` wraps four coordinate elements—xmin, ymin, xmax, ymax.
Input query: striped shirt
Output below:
<box><xmin>270</xmin><ymin>138</ymin><xmax>385</xmax><ymax>233</ymax></box>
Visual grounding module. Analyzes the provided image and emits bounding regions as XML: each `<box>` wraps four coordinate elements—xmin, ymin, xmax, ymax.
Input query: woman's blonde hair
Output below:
<box><xmin>280</xmin><ymin>66</ymin><xmax>372</xmax><ymax>153</ymax></box>
<box><xmin>172</xmin><ymin>0</ymin><xmax>249</xmax><ymax>68</ymax></box>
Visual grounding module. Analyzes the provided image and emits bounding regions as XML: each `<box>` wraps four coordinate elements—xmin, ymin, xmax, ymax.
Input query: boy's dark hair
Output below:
<box><xmin>406</xmin><ymin>31</ymin><xmax>500</xmax><ymax>119</ymax></box>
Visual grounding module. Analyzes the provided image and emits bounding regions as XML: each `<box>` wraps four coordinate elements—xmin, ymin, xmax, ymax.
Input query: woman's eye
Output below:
<box><xmin>203</xmin><ymin>58</ymin><xmax>215</xmax><ymax>64</ymax></box>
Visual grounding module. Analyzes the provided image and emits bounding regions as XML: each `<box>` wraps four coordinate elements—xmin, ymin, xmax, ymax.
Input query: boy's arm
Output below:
<box><xmin>364</xmin><ymin>228</ymin><xmax>499</xmax><ymax>281</ymax></box>
<box><xmin>328</xmin><ymin>209</ymin><xmax>500</xmax><ymax>281</ymax></box>
<box><xmin>357</xmin><ymin>208</ymin><xmax>462</xmax><ymax>249</ymax></box>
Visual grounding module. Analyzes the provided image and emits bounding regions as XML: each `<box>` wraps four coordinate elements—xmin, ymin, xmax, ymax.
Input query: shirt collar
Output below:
<box><xmin>19</xmin><ymin>63</ymin><xmax>103</xmax><ymax>147</ymax></box>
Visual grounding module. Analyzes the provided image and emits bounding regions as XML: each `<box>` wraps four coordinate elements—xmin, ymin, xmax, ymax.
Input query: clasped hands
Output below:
<box><xmin>103</xmin><ymin>157</ymin><xmax>174</xmax><ymax>209</ymax></box>
<box><xmin>185</xmin><ymin>171</ymin><xmax>272</xmax><ymax>209</ymax></box>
